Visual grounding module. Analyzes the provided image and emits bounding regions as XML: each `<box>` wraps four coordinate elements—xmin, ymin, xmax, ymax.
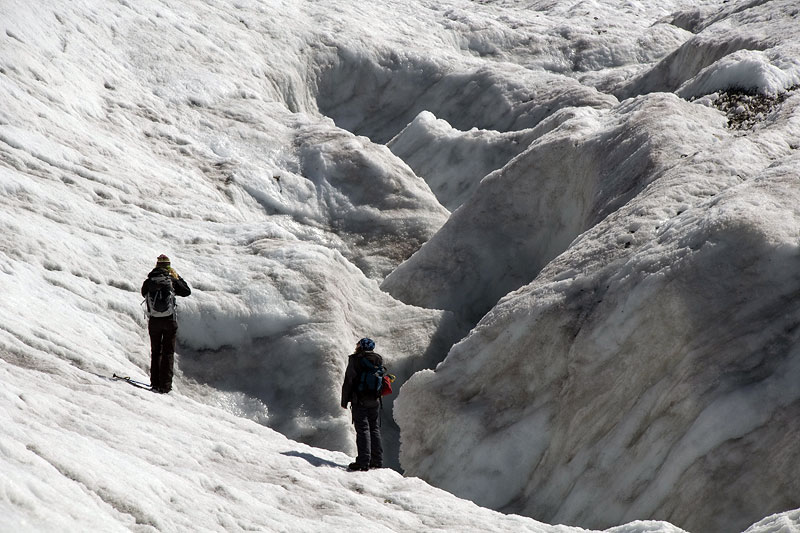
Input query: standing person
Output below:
<box><xmin>341</xmin><ymin>337</ymin><xmax>384</xmax><ymax>471</ymax></box>
<box><xmin>141</xmin><ymin>254</ymin><xmax>191</xmax><ymax>394</ymax></box>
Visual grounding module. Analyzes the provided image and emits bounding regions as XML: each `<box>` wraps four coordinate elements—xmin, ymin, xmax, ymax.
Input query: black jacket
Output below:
<box><xmin>341</xmin><ymin>351</ymin><xmax>383</xmax><ymax>408</ymax></box>
<box><xmin>141</xmin><ymin>267</ymin><xmax>191</xmax><ymax>319</ymax></box>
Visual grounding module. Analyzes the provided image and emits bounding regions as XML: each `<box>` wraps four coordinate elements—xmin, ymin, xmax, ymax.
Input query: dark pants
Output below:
<box><xmin>352</xmin><ymin>404</ymin><xmax>382</xmax><ymax>467</ymax></box>
<box><xmin>148</xmin><ymin>317</ymin><xmax>177</xmax><ymax>392</ymax></box>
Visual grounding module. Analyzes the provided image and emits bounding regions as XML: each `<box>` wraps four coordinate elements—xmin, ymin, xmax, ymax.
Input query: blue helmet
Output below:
<box><xmin>357</xmin><ymin>337</ymin><xmax>375</xmax><ymax>351</ymax></box>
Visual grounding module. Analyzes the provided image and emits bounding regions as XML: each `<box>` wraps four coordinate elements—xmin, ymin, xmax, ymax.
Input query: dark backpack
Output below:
<box><xmin>145</xmin><ymin>273</ymin><xmax>176</xmax><ymax>317</ymax></box>
<box><xmin>357</xmin><ymin>356</ymin><xmax>388</xmax><ymax>399</ymax></box>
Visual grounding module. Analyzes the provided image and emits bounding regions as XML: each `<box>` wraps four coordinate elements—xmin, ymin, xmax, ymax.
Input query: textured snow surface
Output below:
<box><xmin>393</xmin><ymin>2</ymin><xmax>800</xmax><ymax>533</ymax></box>
<box><xmin>2</xmin><ymin>0</ymin><xmax>800</xmax><ymax>531</ymax></box>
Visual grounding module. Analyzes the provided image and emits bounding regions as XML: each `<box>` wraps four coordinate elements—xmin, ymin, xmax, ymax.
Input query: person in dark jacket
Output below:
<box><xmin>341</xmin><ymin>337</ymin><xmax>384</xmax><ymax>471</ymax></box>
<box><xmin>141</xmin><ymin>254</ymin><xmax>191</xmax><ymax>394</ymax></box>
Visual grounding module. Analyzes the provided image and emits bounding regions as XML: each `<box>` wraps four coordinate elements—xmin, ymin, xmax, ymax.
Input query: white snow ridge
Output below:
<box><xmin>1</xmin><ymin>0</ymin><xmax>799</xmax><ymax>532</ymax></box>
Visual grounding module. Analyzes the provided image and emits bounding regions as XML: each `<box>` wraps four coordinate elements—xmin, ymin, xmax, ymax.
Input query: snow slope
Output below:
<box><xmin>2</xmin><ymin>356</ymin><xmax>692</xmax><ymax>532</ymax></box>
<box><xmin>2</xmin><ymin>0</ymin><xmax>800</xmax><ymax>531</ymax></box>
<box><xmin>0</xmin><ymin>0</ymin><xmax>464</xmax><ymax>470</ymax></box>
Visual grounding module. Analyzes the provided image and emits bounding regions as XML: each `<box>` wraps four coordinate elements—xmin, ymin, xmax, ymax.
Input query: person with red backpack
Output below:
<box><xmin>141</xmin><ymin>254</ymin><xmax>191</xmax><ymax>394</ymax></box>
<box><xmin>341</xmin><ymin>337</ymin><xmax>386</xmax><ymax>471</ymax></box>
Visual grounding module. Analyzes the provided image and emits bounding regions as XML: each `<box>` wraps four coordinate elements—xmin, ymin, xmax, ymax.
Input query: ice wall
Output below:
<box><xmin>393</xmin><ymin>2</ymin><xmax>800</xmax><ymax>531</ymax></box>
<box><xmin>383</xmin><ymin>95</ymin><xmax>716</xmax><ymax>325</ymax></box>
<box><xmin>396</xmin><ymin>93</ymin><xmax>800</xmax><ymax>532</ymax></box>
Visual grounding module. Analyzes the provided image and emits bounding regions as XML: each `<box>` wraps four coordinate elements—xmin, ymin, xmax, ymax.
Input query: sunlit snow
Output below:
<box><xmin>1</xmin><ymin>0</ymin><xmax>800</xmax><ymax>532</ymax></box>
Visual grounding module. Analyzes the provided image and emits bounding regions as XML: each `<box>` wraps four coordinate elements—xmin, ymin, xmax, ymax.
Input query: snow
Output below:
<box><xmin>677</xmin><ymin>49</ymin><xmax>800</xmax><ymax>99</ymax></box>
<box><xmin>393</xmin><ymin>4</ymin><xmax>800</xmax><ymax>528</ymax></box>
<box><xmin>1</xmin><ymin>361</ymin><xmax>571</xmax><ymax>532</ymax></box>
<box><xmin>388</xmin><ymin>110</ymin><xmax>549</xmax><ymax>212</ymax></box>
<box><xmin>2</xmin><ymin>0</ymin><xmax>800</xmax><ymax>532</ymax></box>
<box><xmin>618</xmin><ymin>0</ymin><xmax>800</xmax><ymax>99</ymax></box>
<box><xmin>382</xmin><ymin>94</ymin><xmax>730</xmax><ymax>325</ymax></box>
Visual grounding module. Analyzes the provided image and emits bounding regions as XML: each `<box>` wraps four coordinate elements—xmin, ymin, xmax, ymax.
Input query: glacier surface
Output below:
<box><xmin>2</xmin><ymin>0</ymin><xmax>800</xmax><ymax>531</ymax></box>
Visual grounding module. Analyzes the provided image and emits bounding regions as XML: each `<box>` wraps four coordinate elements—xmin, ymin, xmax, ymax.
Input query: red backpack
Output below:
<box><xmin>381</xmin><ymin>373</ymin><xmax>396</xmax><ymax>396</ymax></box>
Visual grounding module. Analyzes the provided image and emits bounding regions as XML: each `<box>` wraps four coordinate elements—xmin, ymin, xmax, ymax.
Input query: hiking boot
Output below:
<box><xmin>348</xmin><ymin>462</ymin><xmax>369</xmax><ymax>472</ymax></box>
<box><xmin>369</xmin><ymin>464</ymin><xmax>383</xmax><ymax>469</ymax></box>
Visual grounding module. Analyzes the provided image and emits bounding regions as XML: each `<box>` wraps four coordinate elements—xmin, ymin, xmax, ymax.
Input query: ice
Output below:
<box><xmin>678</xmin><ymin>49</ymin><xmax>800</xmax><ymax>98</ymax></box>
<box><xmin>388</xmin><ymin>110</ymin><xmax>542</xmax><ymax>211</ymax></box>
<box><xmin>382</xmin><ymin>94</ymin><xmax>729</xmax><ymax>326</ymax></box>
<box><xmin>393</xmin><ymin>2</ymin><xmax>800</xmax><ymax>531</ymax></box>
<box><xmin>2</xmin><ymin>0</ymin><xmax>800</xmax><ymax>531</ymax></box>
<box><xmin>618</xmin><ymin>0</ymin><xmax>800</xmax><ymax>99</ymax></box>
